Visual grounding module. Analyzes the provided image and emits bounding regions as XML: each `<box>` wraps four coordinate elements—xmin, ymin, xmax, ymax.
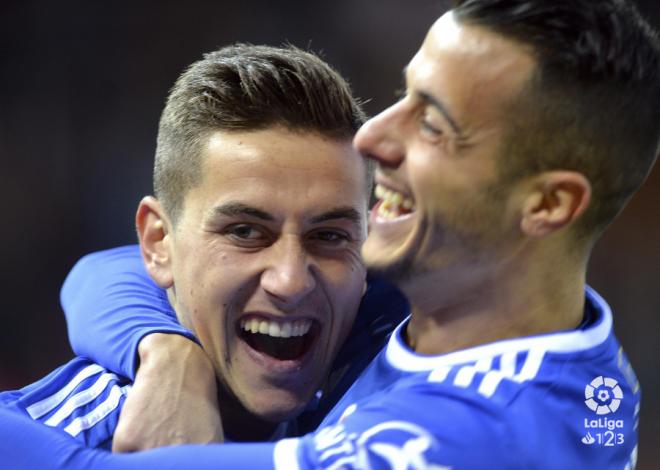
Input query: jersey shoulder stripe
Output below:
<box><xmin>26</xmin><ymin>363</ymin><xmax>105</xmax><ymax>419</ymax></box>
<box><xmin>427</xmin><ymin>347</ymin><xmax>547</xmax><ymax>400</ymax></box>
<box><xmin>0</xmin><ymin>357</ymin><xmax>131</xmax><ymax>448</ymax></box>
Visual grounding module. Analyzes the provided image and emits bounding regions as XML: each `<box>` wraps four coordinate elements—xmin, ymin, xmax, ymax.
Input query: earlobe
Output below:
<box><xmin>136</xmin><ymin>196</ymin><xmax>174</xmax><ymax>288</ymax></box>
<box><xmin>520</xmin><ymin>172</ymin><xmax>591</xmax><ymax>237</ymax></box>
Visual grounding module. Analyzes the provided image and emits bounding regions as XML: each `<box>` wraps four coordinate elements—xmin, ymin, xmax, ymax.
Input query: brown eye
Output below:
<box><xmin>223</xmin><ymin>224</ymin><xmax>270</xmax><ymax>247</ymax></box>
<box><xmin>309</xmin><ymin>229</ymin><xmax>351</xmax><ymax>246</ymax></box>
<box><xmin>228</xmin><ymin>225</ymin><xmax>261</xmax><ymax>239</ymax></box>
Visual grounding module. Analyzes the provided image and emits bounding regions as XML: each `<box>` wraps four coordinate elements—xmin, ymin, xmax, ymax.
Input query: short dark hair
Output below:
<box><xmin>154</xmin><ymin>44</ymin><xmax>367</xmax><ymax>222</ymax></box>
<box><xmin>453</xmin><ymin>0</ymin><xmax>660</xmax><ymax>238</ymax></box>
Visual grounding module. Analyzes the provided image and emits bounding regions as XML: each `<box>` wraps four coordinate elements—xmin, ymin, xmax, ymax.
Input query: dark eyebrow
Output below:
<box><xmin>211</xmin><ymin>203</ymin><xmax>362</xmax><ymax>228</ymax></box>
<box><xmin>401</xmin><ymin>66</ymin><xmax>463</xmax><ymax>137</ymax></box>
<box><xmin>212</xmin><ymin>202</ymin><xmax>274</xmax><ymax>221</ymax></box>
<box><xmin>310</xmin><ymin>207</ymin><xmax>363</xmax><ymax>227</ymax></box>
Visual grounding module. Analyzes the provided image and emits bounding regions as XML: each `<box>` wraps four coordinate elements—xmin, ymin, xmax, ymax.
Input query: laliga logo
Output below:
<box><xmin>584</xmin><ymin>376</ymin><xmax>623</xmax><ymax>415</ymax></box>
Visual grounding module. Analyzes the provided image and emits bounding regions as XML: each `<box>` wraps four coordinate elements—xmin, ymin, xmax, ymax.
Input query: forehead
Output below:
<box><xmin>188</xmin><ymin>127</ymin><xmax>367</xmax><ymax>218</ymax></box>
<box><xmin>408</xmin><ymin>11</ymin><xmax>535</xmax><ymax>127</ymax></box>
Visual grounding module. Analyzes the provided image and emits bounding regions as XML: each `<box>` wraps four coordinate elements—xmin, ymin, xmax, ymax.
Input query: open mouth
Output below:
<box><xmin>238</xmin><ymin>317</ymin><xmax>319</xmax><ymax>361</ymax></box>
<box><xmin>374</xmin><ymin>183</ymin><xmax>415</xmax><ymax>219</ymax></box>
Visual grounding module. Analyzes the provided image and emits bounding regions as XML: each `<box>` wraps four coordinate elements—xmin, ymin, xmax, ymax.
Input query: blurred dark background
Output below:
<box><xmin>1</xmin><ymin>0</ymin><xmax>658</xmax><ymax>466</ymax></box>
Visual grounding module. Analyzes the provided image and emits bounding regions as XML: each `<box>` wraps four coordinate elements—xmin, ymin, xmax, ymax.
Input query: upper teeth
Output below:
<box><xmin>240</xmin><ymin>318</ymin><xmax>313</xmax><ymax>338</ymax></box>
<box><xmin>374</xmin><ymin>184</ymin><xmax>414</xmax><ymax>219</ymax></box>
<box><xmin>375</xmin><ymin>184</ymin><xmax>414</xmax><ymax>210</ymax></box>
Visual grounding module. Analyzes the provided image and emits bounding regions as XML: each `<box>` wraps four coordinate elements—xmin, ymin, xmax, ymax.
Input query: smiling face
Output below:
<box><xmin>156</xmin><ymin>127</ymin><xmax>368</xmax><ymax>423</ymax></box>
<box><xmin>355</xmin><ymin>12</ymin><xmax>536</xmax><ymax>302</ymax></box>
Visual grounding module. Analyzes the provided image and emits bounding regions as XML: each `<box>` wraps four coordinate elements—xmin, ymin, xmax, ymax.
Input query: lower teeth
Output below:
<box><xmin>379</xmin><ymin>203</ymin><xmax>405</xmax><ymax>219</ymax></box>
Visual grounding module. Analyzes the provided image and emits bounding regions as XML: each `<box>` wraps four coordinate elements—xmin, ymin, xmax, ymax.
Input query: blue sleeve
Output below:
<box><xmin>60</xmin><ymin>245</ymin><xmax>198</xmax><ymax>380</ymax></box>
<box><xmin>0</xmin><ymin>408</ymin><xmax>279</xmax><ymax>470</ymax></box>
<box><xmin>0</xmin><ymin>384</ymin><xmax>510</xmax><ymax>470</ymax></box>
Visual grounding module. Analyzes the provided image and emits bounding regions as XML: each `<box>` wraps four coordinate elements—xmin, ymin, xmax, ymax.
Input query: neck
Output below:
<box><xmin>403</xmin><ymin>251</ymin><xmax>588</xmax><ymax>356</ymax></box>
<box><xmin>217</xmin><ymin>385</ymin><xmax>280</xmax><ymax>442</ymax></box>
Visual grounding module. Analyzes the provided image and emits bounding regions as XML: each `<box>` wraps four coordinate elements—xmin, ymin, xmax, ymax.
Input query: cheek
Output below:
<box><xmin>408</xmin><ymin>154</ymin><xmax>446</xmax><ymax>200</ymax></box>
<box><xmin>180</xmin><ymin>272</ymin><xmax>239</xmax><ymax>344</ymax></box>
<box><xmin>323</xmin><ymin>253</ymin><xmax>366</xmax><ymax>295</ymax></box>
<box><xmin>322</xmin><ymin>258</ymin><xmax>366</xmax><ymax>336</ymax></box>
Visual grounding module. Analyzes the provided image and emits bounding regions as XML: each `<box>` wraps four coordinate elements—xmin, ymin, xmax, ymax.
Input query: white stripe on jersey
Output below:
<box><xmin>428</xmin><ymin>348</ymin><xmax>546</xmax><ymax>399</ymax></box>
<box><xmin>44</xmin><ymin>372</ymin><xmax>120</xmax><ymax>426</ymax></box>
<box><xmin>516</xmin><ymin>348</ymin><xmax>545</xmax><ymax>382</ymax></box>
<box><xmin>273</xmin><ymin>438</ymin><xmax>301</xmax><ymax>470</ymax></box>
<box><xmin>477</xmin><ymin>349</ymin><xmax>545</xmax><ymax>398</ymax></box>
<box><xmin>61</xmin><ymin>384</ymin><xmax>130</xmax><ymax>437</ymax></box>
<box><xmin>428</xmin><ymin>366</ymin><xmax>451</xmax><ymax>383</ymax></box>
<box><xmin>499</xmin><ymin>351</ymin><xmax>517</xmax><ymax>377</ymax></box>
<box><xmin>26</xmin><ymin>364</ymin><xmax>105</xmax><ymax>419</ymax></box>
<box><xmin>454</xmin><ymin>357</ymin><xmax>493</xmax><ymax>388</ymax></box>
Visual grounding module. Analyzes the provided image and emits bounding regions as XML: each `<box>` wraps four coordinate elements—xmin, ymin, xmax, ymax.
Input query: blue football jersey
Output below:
<box><xmin>274</xmin><ymin>286</ymin><xmax>639</xmax><ymax>469</ymax></box>
<box><xmin>0</xmin><ymin>357</ymin><xmax>131</xmax><ymax>449</ymax></box>
<box><xmin>59</xmin><ymin>245</ymin><xmax>409</xmax><ymax>431</ymax></box>
<box><xmin>0</xmin><ymin>287</ymin><xmax>639</xmax><ymax>469</ymax></box>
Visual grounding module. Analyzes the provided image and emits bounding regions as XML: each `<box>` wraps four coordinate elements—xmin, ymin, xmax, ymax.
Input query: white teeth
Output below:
<box><xmin>374</xmin><ymin>184</ymin><xmax>414</xmax><ymax>219</ymax></box>
<box><xmin>240</xmin><ymin>318</ymin><xmax>312</xmax><ymax>338</ymax></box>
<box><xmin>268</xmin><ymin>323</ymin><xmax>280</xmax><ymax>337</ymax></box>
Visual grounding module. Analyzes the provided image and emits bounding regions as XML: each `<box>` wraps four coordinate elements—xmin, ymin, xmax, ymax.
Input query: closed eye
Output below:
<box><xmin>421</xmin><ymin>117</ymin><xmax>442</xmax><ymax>136</ymax></box>
<box><xmin>419</xmin><ymin>109</ymin><xmax>444</xmax><ymax>140</ymax></box>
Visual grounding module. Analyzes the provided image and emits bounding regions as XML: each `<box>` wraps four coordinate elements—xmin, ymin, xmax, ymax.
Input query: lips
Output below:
<box><xmin>237</xmin><ymin>316</ymin><xmax>319</xmax><ymax>362</ymax></box>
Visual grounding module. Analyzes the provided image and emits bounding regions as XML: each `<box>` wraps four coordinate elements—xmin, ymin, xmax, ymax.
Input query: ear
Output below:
<box><xmin>135</xmin><ymin>196</ymin><xmax>174</xmax><ymax>288</ymax></box>
<box><xmin>520</xmin><ymin>171</ymin><xmax>591</xmax><ymax>237</ymax></box>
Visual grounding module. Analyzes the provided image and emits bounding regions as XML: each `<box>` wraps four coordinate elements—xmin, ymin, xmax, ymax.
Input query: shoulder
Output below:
<box><xmin>75</xmin><ymin>245</ymin><xmax>142</xmax><ymax>266</ymax></box>
<box><xmin>0</xmin><ymin>357</ymin><xmax>131</xmax><ymax>448</ymax></box>
<box><xmin>286</xmin><ymin>377</ymin><xmax>514</xmax><ymax>470</ymax></box>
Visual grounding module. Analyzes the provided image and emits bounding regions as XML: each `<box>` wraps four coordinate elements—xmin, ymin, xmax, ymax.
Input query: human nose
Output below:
<box><xmin>260</xmin><ymin>236</ymin><xmax>316</xmax><ymax>307</ymax></box>
<box><xmin>354</xmin><ymin>101</ymin><xmax>406</xmax><ymax>168</ymax></box>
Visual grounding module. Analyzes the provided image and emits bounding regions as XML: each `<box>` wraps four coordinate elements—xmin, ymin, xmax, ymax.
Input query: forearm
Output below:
<box><xmin>112</xmin><ymin>333</ymin><xmax>224</xmax><ymax>451</ymax></box>
<box><xmin>0</xmin><ymin>408</ymin><xmax>276</xmax><ymax>470</ymax></box>
<box><xmin>61</xmin><ymin>246</ymin><xmax>196</xmax><ymax>379</ymax></box>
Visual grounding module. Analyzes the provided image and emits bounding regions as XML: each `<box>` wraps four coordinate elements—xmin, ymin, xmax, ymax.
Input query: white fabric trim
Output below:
<box><xmin>61</xmin><ymin>384</ymin><xmax>127</xmax><ymax>437</ymax></box>
<box><xmin>476</xmin><ymin>348</ymin><xmax>545</xmax><ymax>398</ymax></box>
<box><xmin>386</xmin><ymin>286</ymin><xmax>611</xmax><ymax>372</ymax></box>
<box><xmin>499</xmin><ymin>351</ymin><xmax>518</xmax><ymax>377</ymax></box>
<box><xmin>453</xmin><ymin>357</ymin><xmax>493</xmax><ymax>388</ymax></box>
<box><xmin>26</xmin><ymin>364</ymin><xmax>104</xmax><ymax>419</ymax></box>
<box><xmin>514</xmin><ymin>348</ymin><xmax>545</xmax><ymax>382</ymax></box>
<box><xmin>44</xmin><ymin>372</ymin><xmax>119</xmax><ymax>426</ymax></box>
<box><xmin>273</xmin><ymin>438</ymin><xmax>301</xmax><ymax>470</ymax></box>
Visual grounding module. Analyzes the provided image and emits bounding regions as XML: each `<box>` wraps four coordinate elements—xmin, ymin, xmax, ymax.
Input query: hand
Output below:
<box><xmin>112</xmin><ymin>333</ymin><xmax>224</xmax><ymax>452</ymax></box>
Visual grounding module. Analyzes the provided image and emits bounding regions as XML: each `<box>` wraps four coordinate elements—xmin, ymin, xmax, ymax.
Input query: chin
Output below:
<box><xmin>363</xmin><ymin>223</ymin><xmax>428</xmax><ymax>281</ymax></box>
<box><xmin>252</xmin><ymin>402</ymin><xmax>306</xmax><ymax>424</ymax></box>
<box><xmin>364</xmin><ymin>244</ymin><xmax>417</xmax><ymax>286</ymax></box>
<box><xmin>245</xmin><ymin>391</ymin><xmax>311</xmax><ymax>423</ymax></box>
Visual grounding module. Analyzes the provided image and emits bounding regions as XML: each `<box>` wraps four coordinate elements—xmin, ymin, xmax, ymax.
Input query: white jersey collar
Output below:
<box><xmin>385</xmin><ymin>286</ymin><xmax>612</xmax><ymax>372</ymax></box>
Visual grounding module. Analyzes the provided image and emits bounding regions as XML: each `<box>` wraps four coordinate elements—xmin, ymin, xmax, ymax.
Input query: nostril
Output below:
<box><xmin>362</xmin><ymin>145</ymin><xmax>404</xmax><ymax>168</ymax></box>
<box><xmin>261</xmin><ymin>267</ymin><xmax>316</xmax><ymax>305</ymax></box>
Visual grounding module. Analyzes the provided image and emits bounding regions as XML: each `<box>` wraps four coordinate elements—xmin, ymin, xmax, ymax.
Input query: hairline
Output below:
<box><xmin>164</xmin><ymin>125</ymin><xmax>371</xmax><ymax>227</ymax></box>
